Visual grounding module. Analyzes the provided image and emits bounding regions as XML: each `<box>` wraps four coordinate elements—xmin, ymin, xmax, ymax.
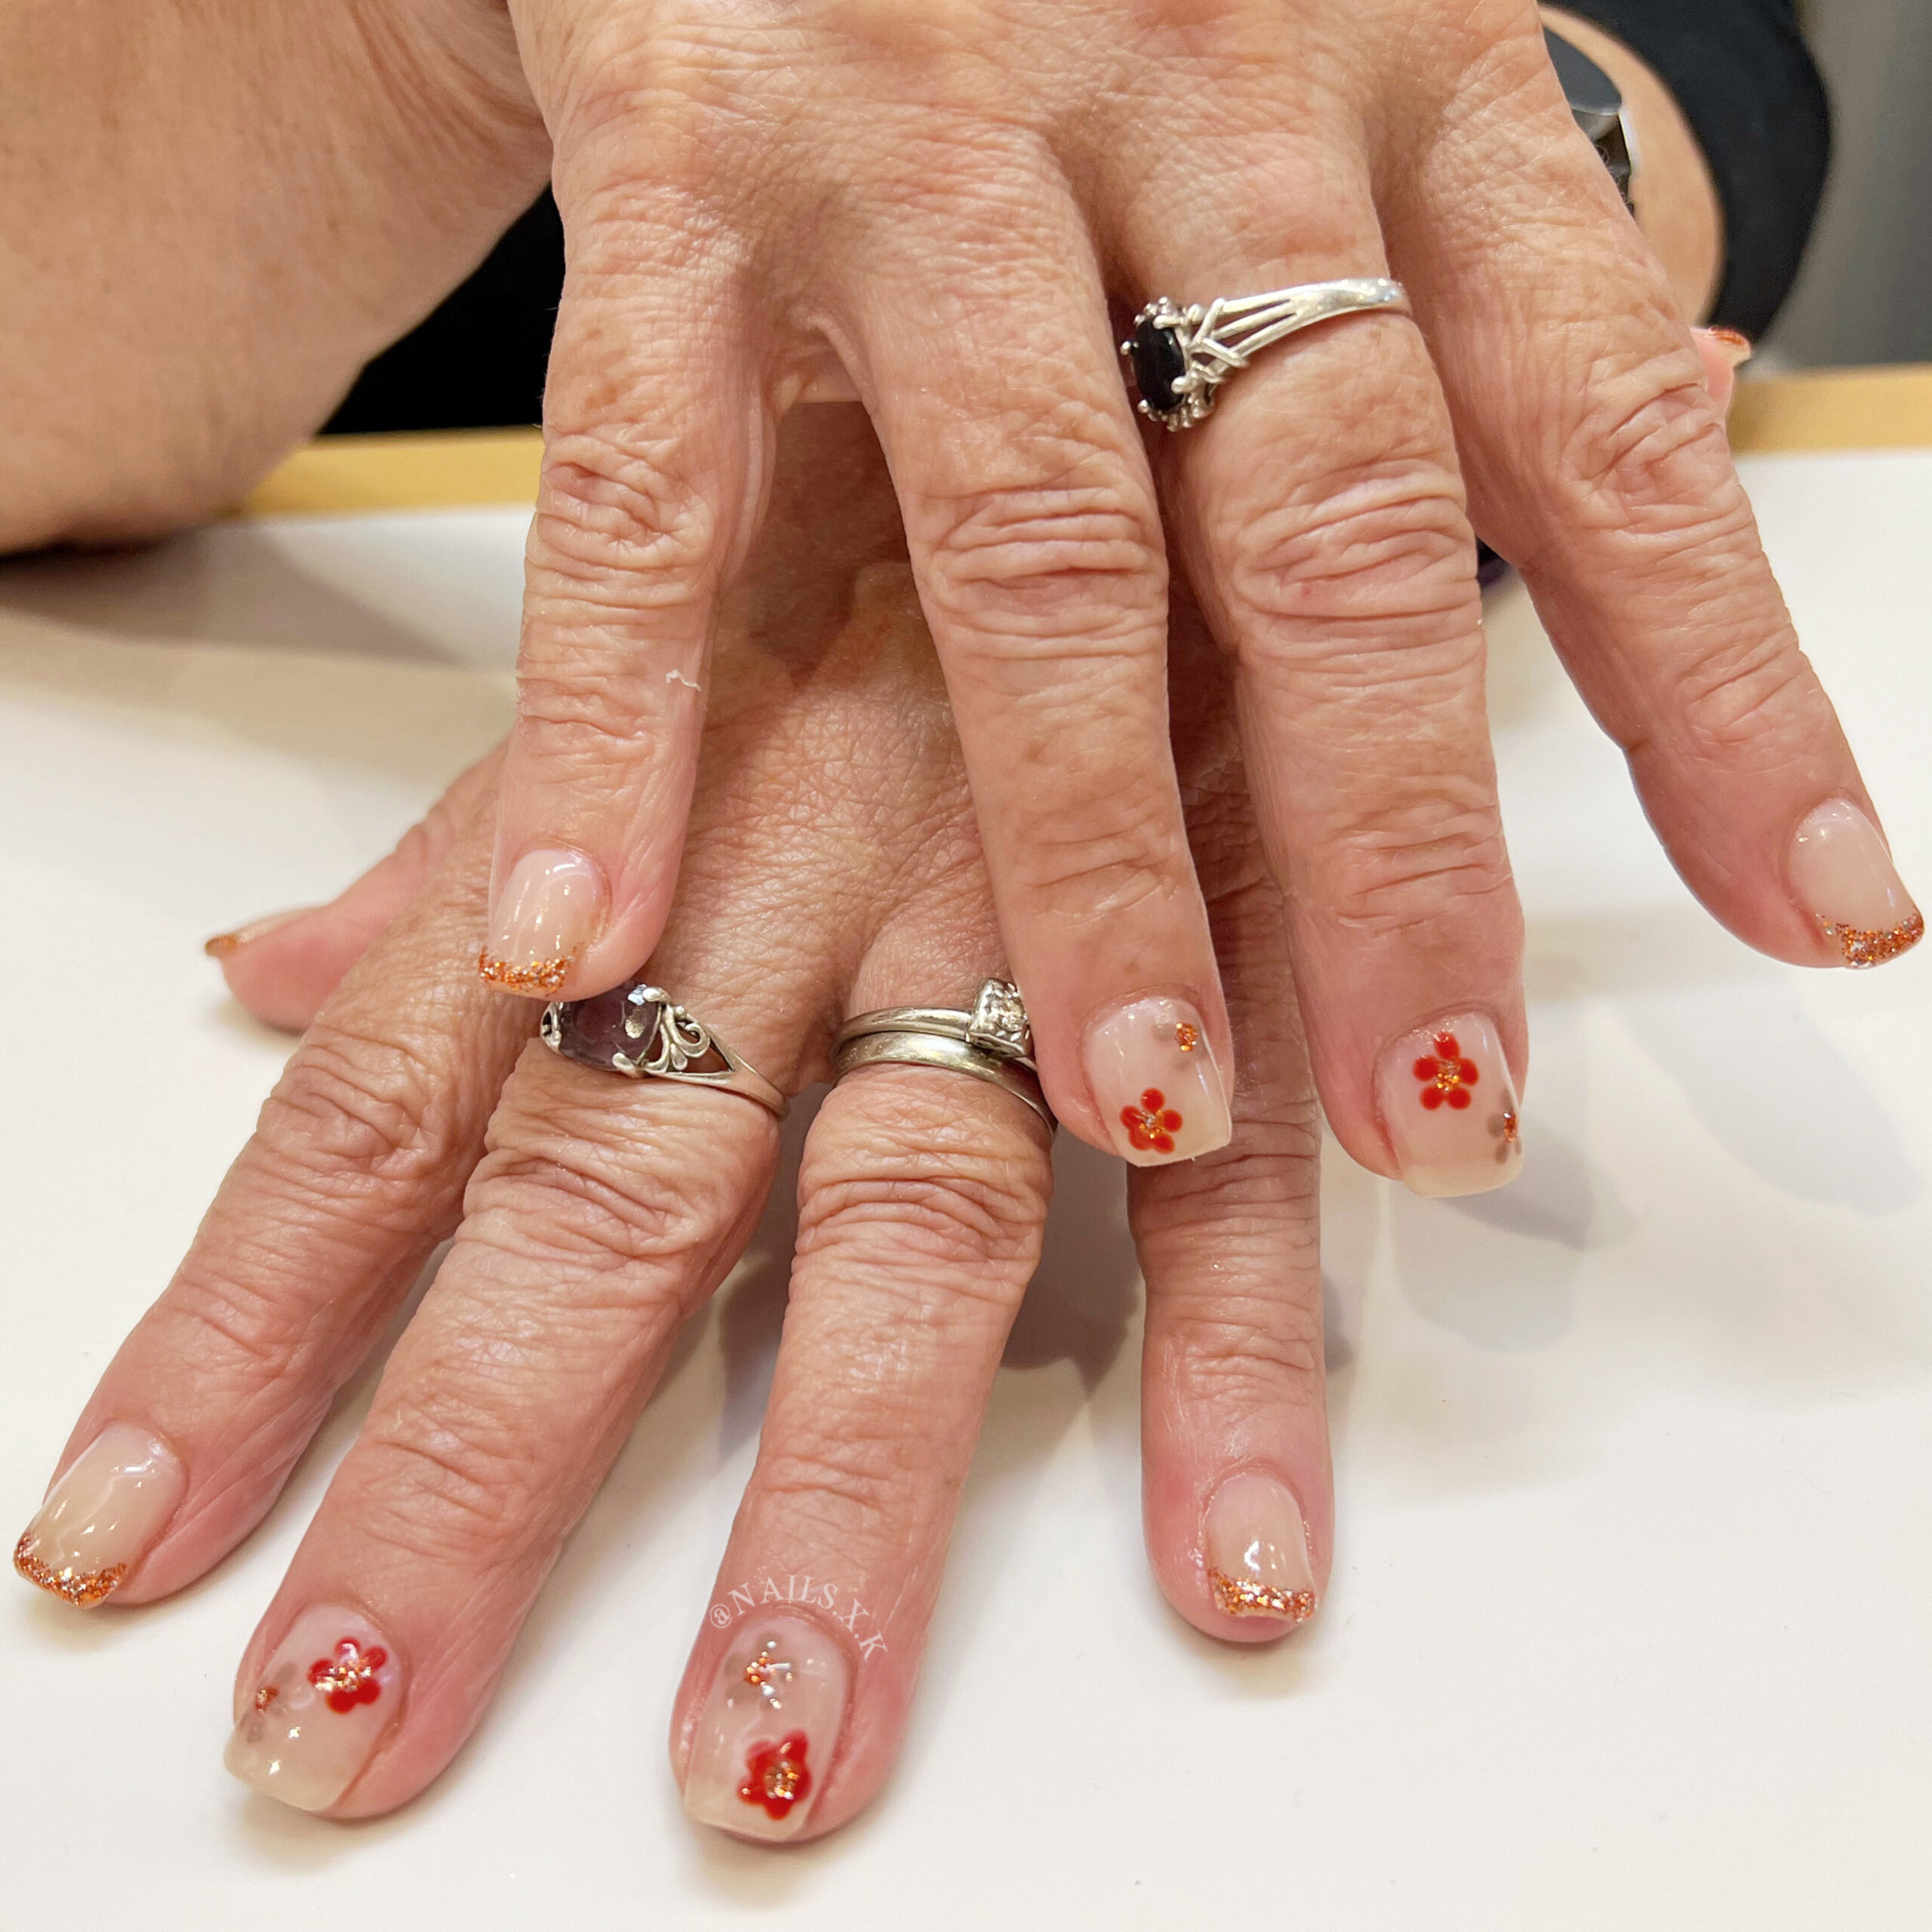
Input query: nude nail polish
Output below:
<box><xmin>1374</xmin><ymin>1012</ymin><xmax>1522</xmax><ymax>1197</ymax></box>
<box><xmin>226</xmin><ymin>1604</ymin><xmax>401</xmax><ymax>1813</ymax></box>
<box><xmin>683</xmin><ymin>1616</ymin><xmax>851</xmax><ymax>1843</ymax></box>
<box><xmin>478</xmin><ymin>847</ymin><xmax>608</xmax><ymax>994</ymax></box>
<box><xmin>14</xmin><ymin>1423</ymin><xmax>185</xmax><ymax>1607</ymax></box>
<box><xmin>1204</xmin><ymin>1472</ymin><xmax>1318</xmax><ymax>1625</ymax></box>
<box><xmin>203</xmin><ymin>906</ymin><xmax>314</xmax><ymax>958</ymax></box>
<box><xmin>1789</xmin><ymin>799</ymin><xmax>1923</xmax><ymax>968</ymax></box>
<box><xmin>1086</xmin><ymin>995</ymin><xmax>1232</xmax><ymax>1166</ymax></box>
<box><xmin>1704</xmin><ymin>326</ymin><xmax>1754</xmax><ymax>370</ymax></box>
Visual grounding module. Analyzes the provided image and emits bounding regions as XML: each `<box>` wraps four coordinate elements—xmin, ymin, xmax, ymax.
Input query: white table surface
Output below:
<box><xmin>2</xmin><ymin>452</ymin><xmax>1927</xmax><ymax>1929</ymax></box>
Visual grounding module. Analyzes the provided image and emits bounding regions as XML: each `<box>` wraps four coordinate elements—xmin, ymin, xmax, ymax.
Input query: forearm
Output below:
<box><xmin>0</xmin><ymin>0</ymin><xmax>548</xmax><ymax>553</ymax></box>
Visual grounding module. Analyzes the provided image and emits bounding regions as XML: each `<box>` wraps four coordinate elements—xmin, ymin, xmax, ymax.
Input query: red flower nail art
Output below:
<box><xmin>1121</xmin><ymin>1088</ymin><xmax>1183</xmax><ymax>1153</ymax></box>
<box><xmin>739</xmin><ymin>1730</ymin><xmax>812</xmax><ymax>1820</ymax></box>
<box><xmin>1413</xmin><ymin>1032</ymin><xmax>1478</xmax><ymax>1111</ymax></box>
<box><xmin>308</xmin><ymin>1637</ymin><xmax>387</xmax><ymax>1714</ymax></box>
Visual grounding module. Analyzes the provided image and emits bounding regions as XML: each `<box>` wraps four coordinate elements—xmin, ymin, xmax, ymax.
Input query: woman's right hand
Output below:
<box><xmin>17</xmin><ymin>406</ymin><xmax>1334</xmax><ymax>1838</ymax></box>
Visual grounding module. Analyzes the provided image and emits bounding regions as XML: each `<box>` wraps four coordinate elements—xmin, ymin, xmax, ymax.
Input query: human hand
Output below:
<box><xmin>475</xmin><ymin>0</ymin><xmax>1917</xmax><ymax>1203</ymax></box>
<box><xmin>18</xmin><ymin>408</ymin><xmax>1333</xmax><ymax>1838</ymax></box>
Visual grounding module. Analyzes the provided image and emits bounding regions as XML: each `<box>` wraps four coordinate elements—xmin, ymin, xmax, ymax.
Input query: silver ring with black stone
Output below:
<box><xmin>1122</xmin><ymin>277</ymin><xmax>1412</xmax><ymax>431</ymax></box>
<box><xmin>540</xmin><ymin>979</ymin><xmax>788</xmax><ymax>1118</ymax></box>
<box><xmin>834</xmin><ymin>979</ymin><xmax>1055</xmax><ymax>1132</ymax></box>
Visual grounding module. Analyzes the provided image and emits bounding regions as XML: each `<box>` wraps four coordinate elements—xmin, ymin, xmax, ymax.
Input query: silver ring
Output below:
<box><xmin>834</xmin><ymin>980</ymin><xmax>1054</xmax><ymax>1131</ymax></box>
<box><xmin>540</xmin><ymin>979</ymin><xmax>788</xmax><ymax>1118</ymax></box>
<box><xmin>1122</xmin><ymin>276</ymin><xmax>1412</xmax><ymax>430</ymax></box>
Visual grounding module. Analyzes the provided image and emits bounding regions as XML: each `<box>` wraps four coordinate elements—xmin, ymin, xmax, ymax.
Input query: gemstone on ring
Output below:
<box><xmin>1127</xmin><ymin>312</ymin><xmax>1189</xmax><ymax>420</ymax></box>
<box><xmin>1121</xmin><ymin>278</ymin><xmax>1411</xmax><ymax>431</ymax></box>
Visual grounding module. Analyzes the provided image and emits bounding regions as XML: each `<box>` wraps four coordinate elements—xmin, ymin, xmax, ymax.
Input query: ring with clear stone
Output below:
<box><xmin>834</xmin><ymin>980</ymin><xmax>1054</xmax><ymax>1131</ymax></box>
<box><xmin>1121</xmin><ymin>277</ymin><xmax>1412</xmax><ymax>431</ymax></box>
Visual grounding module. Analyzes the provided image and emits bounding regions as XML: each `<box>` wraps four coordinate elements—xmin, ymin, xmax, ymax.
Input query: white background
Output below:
<box><xmin>2</xmin><ymin>452</ymin><xmax>1927</xmax><ymax>1927</ymax></box>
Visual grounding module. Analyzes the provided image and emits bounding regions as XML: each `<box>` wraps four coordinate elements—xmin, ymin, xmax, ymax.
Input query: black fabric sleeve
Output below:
<box><xmin>1561</xmin><ymin>0</ymin><xmax>1829</xmax><ymax>337</ymax></box>
<box><xmin>324</xmin><ymin>192</ymin><xmax>562</xmax><ymax>435</ymax></box>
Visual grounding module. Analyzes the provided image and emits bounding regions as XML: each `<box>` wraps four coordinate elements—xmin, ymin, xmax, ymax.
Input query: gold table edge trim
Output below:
<box><xmin>234</xmin><ymin>367</ymin><xmax>1932</xmax><ymax>520</ymax></box>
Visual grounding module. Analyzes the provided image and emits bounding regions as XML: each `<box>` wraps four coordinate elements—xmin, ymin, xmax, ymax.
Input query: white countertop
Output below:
<box><xmin>2</xmin><ymin>449</ymin><xmax>1927</xmax><ymax>1928</ymax></box>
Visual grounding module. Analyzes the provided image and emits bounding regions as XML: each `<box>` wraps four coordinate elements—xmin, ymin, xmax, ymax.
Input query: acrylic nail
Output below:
<box><xmin>1374</xmin><ymin>1011</ymin><xmax>1522</xmax><ymax>1198</ymax></box>
<box><xmin>1704</xmin><ymin>326</ymin><xmax>1754</xmax><ymax>370</ymax></box>
<box><xmin>1085</xmin><ymin>995</ymin><xmax>1232</xmax><ymax>1166</ymax></box>
<box><xmin>203</xmin><ymin>906</ymin><xmax>315</xmax><ymax>958</ymax></box>
<box><xmin>683</xmin><ymin>1615</ymin><xmax>851</xmax><ymax>1843</ymax></box>
<box><xmin>477</xmin><ymin>847</ymin><xmax>608</xmax><ymax>994</ymax></box>
<box><xmin>1204</xmin><ymin>1472</ymin><xmax>1318</xmax><ymax>1625</ymax></box>
<box><xmin>14</xmin><ymin>1423</ymin><xmax>186</xmax><ymax>1607</ymax></box>
<box><xmin>1789</xmin><ymin>799</ymin><xmax>1923</xmax><ymax>968</ymax></box>
<box><xmin>225</xmin><ymin>1604</ymin><xmax>401</xmax><ymax>1813</ymax></box>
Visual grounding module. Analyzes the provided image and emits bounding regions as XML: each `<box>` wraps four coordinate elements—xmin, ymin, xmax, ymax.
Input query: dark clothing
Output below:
<box><xmin>324</xmin><ymin>2</ymin><xmax>1829</xmax><ymax>436</ymax></box>
<box><xmin>1566</xmin><ymin>0</ymin><xmax>1828</xmax><ymax>337</ymax></box>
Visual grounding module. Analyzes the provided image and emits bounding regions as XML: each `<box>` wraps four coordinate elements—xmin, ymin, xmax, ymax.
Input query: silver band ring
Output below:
<box><xmin>540</xmin><ymin>978</ymin><xmax>788</xmax><ymax>1118</ymax></box>
<box><xmin>1123</xmin><ymin>276</ymin><xmax>1412</xmax><ymax>430</ymax></box>
<box><xmin>835</xmin><ymin>980</ymin><xmax>1055</xmax><ymax>1131</ymax></box>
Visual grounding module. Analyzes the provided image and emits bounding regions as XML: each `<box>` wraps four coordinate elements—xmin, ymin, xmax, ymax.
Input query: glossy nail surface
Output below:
<box><xmin>1789</xmin><ymin>799</ymin><xmax>1923</xmax><ymax>968</ymax></box>
<box><xmin>203</xmin><ymin>906</ymin><xmax>313</xmax><ymax>957</ymax></box>
<box><xmin>1086</xmin><ymin>995</ymin><xmax>1232</xmax><ymax>1166</ymax></box>
<box><xmin>478</xmin><ymin>847</ymin><xmax>608</xmax><ymax>994</ymax></box>
<box><xmin>225</xmin><ymin>1605</ymin><xmax>401</xmax><ymax>1812</ymax></box>
<box><xmin>14</xmin><ymin>1423</ymin><xmax>185</xmax><ymax>1607</ymax></box>
<box><xmin>1204</xmin><ymin>1472</ymin><xmax>1318</xmax><ymax>1625</ymax></box>
<box><xmin>1375</xmin><ymin>1013</ymin><xmax>1521</xmax><ymax>1197</ymax></box>
<box><xmin>684</xmin><ymin>1616</ymin><xmax>851</xmax><ymax>1843</ymax></box>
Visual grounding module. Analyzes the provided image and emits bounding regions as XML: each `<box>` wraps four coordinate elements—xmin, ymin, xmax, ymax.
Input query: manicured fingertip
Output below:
<box><xmin>1201</xmin><ymin>1471</ymin><xmax>1318</xmax><ymax>1636</ymax></box>
<box><xmin>1373</xmin><ymin>1012</ymin><xmax>1523</xmax><ymax>1197</ymax></box>
<box><xmin>226</xmin><ymin>1605</ymin><xmax>402</xmax><ymax>1812</ymax></box>
<box><xmin>1789</xmin><ymin>798</ymin><xmax>1924</xmax><ymax>968</ymax></box>
<box><xmin>679</xmin><ymin>1614</ymin><xmax>853</xmax><ymax>1843</ymax></box>
<box><xmin>14</xmin><ymin>1423</ymin><xmax>186</xmax><ymax>1608</ymax></box>
<box><xmin>478</xmin><ymin>846</ymin><xmax>611</xmax><ymax>997</ymax></box>
<box><xmin>204</xmin><ymin>906</ymin><xmax>315</xmax><ymax>958</ymax></box>
<box><xmin>1692</xmin><ymin>326</ymin><xmax>1752</xmax><ymax>419</ymax></box>
<box><xmin>1084</xmin><ymin>995</ymin><xmax>1232</xmax><ymax>1165</ymax></box>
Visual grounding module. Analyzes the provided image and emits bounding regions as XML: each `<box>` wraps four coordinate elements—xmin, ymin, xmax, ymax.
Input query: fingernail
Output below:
<box><xmin>1086</xmin><ymin>995</ymin><xmax>1232</xmax><ymax>1166</ymax></box>
<box><xmin>1374</xmin><ymin>1012</ymin><xmax>1522</xmax><ymax>1197</ymax></box>
<box><xmin>14</xmin><ymin>1423</ymin><xmax>186</xmax><ymax>1607</ymax></box>
<box><xmin>204</xmin><ymin>906</ymin><xmax>315</xmax><ymax>958</ymax></box>
<box><xmin>225</xmin><ymin>1604</ymin><xmax>401</xmax><ymax>1812</ymax></box>
<box><xmin>478</xmin><ymin>847</ymin><xmax>608</xmax><ymax>995</ymax></box>
<box><xmin>1204</xmin><ymin>1472</ymin><xmax>1318</xmax><ymax>1626</ymax></box>
<box><xmin>1789</xmin><ymin>799</ymin><xmax>1924</xmax><ymax>968</ymax></box>
<box><xmin>1704</xmin><ymin>326</ymin><xmax>1754</xmax><ymax>370</ymax></box>
<box><xmin>683</xmin><ymin>1615</ymin><xmax>851</xmax><ymax>1843</ymax></box>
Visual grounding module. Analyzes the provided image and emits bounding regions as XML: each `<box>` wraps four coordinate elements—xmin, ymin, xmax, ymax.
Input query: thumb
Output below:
<box><xmin>205</xmin><ymin>748</ymin><xmax>504</xmax><ymax>1030</ymax></box>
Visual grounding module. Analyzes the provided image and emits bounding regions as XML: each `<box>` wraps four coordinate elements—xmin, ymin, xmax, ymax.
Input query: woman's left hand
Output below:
<box><xmin>17</xmin><ymin>407</ymin><xmax>1333</xmax><ymax>1838</ymax></box>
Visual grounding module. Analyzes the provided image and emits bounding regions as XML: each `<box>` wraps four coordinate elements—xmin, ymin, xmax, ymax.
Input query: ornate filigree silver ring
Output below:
<box><xmin>1122</xmin><ymin>276</ymin><xmax>1412</xmax><ymax>430</ymax></box>
<box><xmin>541</xmin><ymin>979</ymin><xmax>788</xmax><ymax>1118</ymax></box>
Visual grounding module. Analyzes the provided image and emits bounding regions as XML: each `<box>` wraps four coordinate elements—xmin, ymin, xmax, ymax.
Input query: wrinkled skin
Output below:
<box><xmin>0</xmin><ymin>1</ymin><xmax>1893</xmax><ymax>1189</ymax></box>
<box><xmin>36</xmin><ymin>408</ymin><xmax>1324</xmax><ymax>1834</ymax></box>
